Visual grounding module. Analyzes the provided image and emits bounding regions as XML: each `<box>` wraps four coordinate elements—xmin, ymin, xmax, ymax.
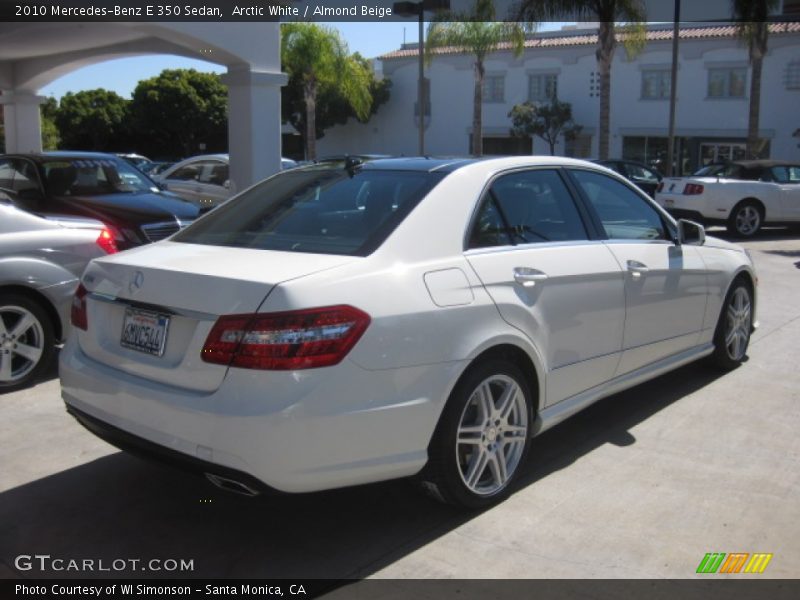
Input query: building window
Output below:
<box><xmin>785</xmin><ymin>61</ymin><xmax>800</xmax><ymax>90</ymax></box>
<box><xmin>528</xmin><ymin>73</ymin><xmax>558</xmax><ymax>102</ymax></box>
<box><xmin>641</xmin><ymin>70</ymin><xmax>671</xmax><ymax>100</ymax></box>
<box><xmin>483</xmin><ymin>75</ymin><xmax>505</xmax><ymax>103</ymax></box>
<box><xmin>708</xmin><ymin>68</ymin><xmax>746</xmax><ymax>98</ymax></box>
<box><xmin>564</xmin><ymin>134</ymin><xmax>592</xmax><ymax>158</ymax></box>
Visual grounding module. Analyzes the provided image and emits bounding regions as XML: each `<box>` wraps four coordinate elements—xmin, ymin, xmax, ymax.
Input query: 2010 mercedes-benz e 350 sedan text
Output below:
<box><xmin>60</xmin><ymin>157</ymin><xmax>757</xmax><ymax>508</ymax></box>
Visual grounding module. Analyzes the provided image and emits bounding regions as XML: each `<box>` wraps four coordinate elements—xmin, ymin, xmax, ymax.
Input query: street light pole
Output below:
<box><xmin>666</xmin><ymin>0</ymin><xmax>681</xmax><ymax>176</ymax></box>
<box><xmin>418</xmin><ymin>4</ymin><xmax>425</xmax><ymax>156</ymax></box>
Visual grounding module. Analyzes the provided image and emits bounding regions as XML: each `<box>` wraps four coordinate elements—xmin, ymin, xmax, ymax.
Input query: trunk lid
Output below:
<box><xmin>77</xmin><ymin>241</ymin><xmax>356</xmax><ymax>392</ymax></box>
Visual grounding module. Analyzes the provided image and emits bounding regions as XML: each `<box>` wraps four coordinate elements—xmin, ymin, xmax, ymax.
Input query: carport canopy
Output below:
<box><xmin>0</xmin><ymin>23</ymin><xmax>287</xmax><ymax>190</ymax></box>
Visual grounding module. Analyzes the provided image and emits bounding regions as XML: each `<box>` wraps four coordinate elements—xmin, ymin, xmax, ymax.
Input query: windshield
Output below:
<box><xmin>42</xmin><ymin>158</ymin><xmax>158</xmax><ymax>196</ymax></box>
<box><xmin>173</xmin><ymin>165</ymin><xmax>443</xmax><ymax>256</ymax></box>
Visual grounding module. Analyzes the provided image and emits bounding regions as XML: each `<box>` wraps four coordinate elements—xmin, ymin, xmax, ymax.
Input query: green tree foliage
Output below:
<box><xmin>282</xmin><ymin>51</ymin><xmax>391</xmax><ymax>153</ymax></box>
<box><xmin>40</xmin><ymin>96</ymin><xmax>60</xmax><ymax>150</ymax></box>
<box><xmin>515</xmin><ymin>0</ymin><xmax>646</xmax><ymax>160</ymax></box>
<box><xmin>509</xmin><ymin>99</ymin><xmax>582</xmax><ymax>155</ymax></box>
<box><xmin>427</xmin><ymin>0</ymin><xmax>530</xmax><ymax>156</ymax></box>
<box><xmin>732</xmin><ymin>0</ymin><xmax>778</xmax><ymax>159</ymax></box>
<box><xmin>54</xmin><ymin>89</ymin><xmax>129</xmax><ymax>151</ymax></box>
<box><xmin>281</xmin><ymin>23</ymin><xmax>373</xmax><ymax>160</ymax></box>
<box><xmin>129</xmin><ymin>69</ymin><xmax>227</xmax><ymax>159</ymax></box>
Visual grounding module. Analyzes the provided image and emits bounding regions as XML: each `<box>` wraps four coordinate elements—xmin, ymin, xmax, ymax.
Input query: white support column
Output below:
<box><xmin>221</xmin><ymin>68</ymin><xmax>288</xmax><ymax>194</ymax></box>
<box><xmin>0</xmin><ymin>91</ymin><xmax>45</xmax><ymax>153</ymax></box>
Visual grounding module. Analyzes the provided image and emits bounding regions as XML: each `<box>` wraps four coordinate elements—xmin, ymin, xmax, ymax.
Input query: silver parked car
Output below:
<box><xmin>157</xmin><ymin>154</ymin><xmax>298</xmax><ymax>209</ymax></box>
<box><xmin>0</xmin><ymin>203</ymin><xmax>115</xmax><ymax>391</ymax></box>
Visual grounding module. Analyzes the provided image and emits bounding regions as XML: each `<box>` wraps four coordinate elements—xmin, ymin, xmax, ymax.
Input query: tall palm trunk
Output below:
<box><xmin>472</xmin><ymin>59</ymin><xmax>485</xmax><ymax>156</ymax></box>
<box><xmin>747</xmin><ymin>22</ymin><xmax>767</xmax><ymax>159</ymax></box>
<box><xmin>304</xmin><ymin>76</ymin><xmax>317</xmax><ymax>161</ymax></box>
<box><xmin>596</xmin><ymin>21</ymin><xmax>616</xmax><ymax>161</ymax></box>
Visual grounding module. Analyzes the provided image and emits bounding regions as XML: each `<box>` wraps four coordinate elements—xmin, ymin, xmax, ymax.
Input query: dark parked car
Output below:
<box><xmin>592</xmin><ymin>159</ymin><xmax>663</xmax><ymax>197</ymax></box>
<box><xmin>0</xmin><ymin>152</ymin><xmax>199</xmax><ymax>250</ymax></box>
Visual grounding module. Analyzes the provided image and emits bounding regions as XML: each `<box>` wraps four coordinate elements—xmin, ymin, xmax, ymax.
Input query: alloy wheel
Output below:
<box><xmin>735</xmin><ymin>205</ymin><xmax>761</xmax><ymax>236</ymax></box>
<box><xmin>0</xmin><ymin>305</ymin><xmax>45</xmax><ymax>385</ymax></box>
<box><xmin>455</xmin><ymin>374</ymin><xmax>529</xmax><ymax>496</ymax></box>
<box><xmin>724</xmin><ymin>287</ymin><xmax>751</xmax><ymax>362</ymax></box>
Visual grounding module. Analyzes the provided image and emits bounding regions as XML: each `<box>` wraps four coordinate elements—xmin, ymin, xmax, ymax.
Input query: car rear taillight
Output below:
<box><xmin>201</xmin><ymin>305</ymin><xmax>370</xmax><ymax>370</ymax></box>
<box><xmin>684</xmin><ymin>183</ymin><xmax>704</xmax><ymax>195</ymax></box>
<box><xmin>96</xmin><ymin>228</ymin><xmax>119</xmax><ymax>254</ymax></box>
<box><xmin>656</xmin><ymin>182</ymin><xmax>664</xmax><ymax>193</ymax></box>
<box><xmin>71</xmin><ymin>283</ymin><xmax>88</xmax><ymax>330</ymax></box>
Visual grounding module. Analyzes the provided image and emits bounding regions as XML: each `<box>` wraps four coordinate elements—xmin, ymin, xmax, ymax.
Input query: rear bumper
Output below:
<box><xmin>60</xmin><ymin>336</ymin><xmax>465</xmax><ymax>493</ymax></box>
<box><xmin>65</xmin><ymin>402</ymin><xmax>273</xmax><ymax>494</ymax></box>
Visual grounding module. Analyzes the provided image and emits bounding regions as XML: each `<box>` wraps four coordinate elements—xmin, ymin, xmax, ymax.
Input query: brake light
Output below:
<box><xmin>201</xmin><ymin>305</ymin><xmax>370</xmax><ymax>370</ymax></box>
<box><xmin>96</xmin><ymin>228</ymin><xmax>119</xmax><ymax>254</ymax></box>
<box><xmin>684</xmin><ymin>183</ymin><xmax>704</xmax><ymax>195</ymax></box>
<box><xmin>656</xmin><ymin>182</ymin><xmax>664</xmax><ymax>193</ymax></box>
<box><xmin>71</xmin><ymin>283</ymin><xmax>88</xmax><ymax>330</ymax></box>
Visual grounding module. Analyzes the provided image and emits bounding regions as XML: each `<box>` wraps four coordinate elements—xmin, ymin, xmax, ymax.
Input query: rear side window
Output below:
<box><xmin>570</xmin><ymin>169</ymin><xmax>668</xmax><ymax>241</ymax></box>
<box><xmin>174</xmin><ymin>166</ymin><xmax>442</xmax><ymax>256</ymax></box>
<box><xmin>469</xmin><ymin>169</ymin><xmax>588</xmax><ymax>248</ymax></box>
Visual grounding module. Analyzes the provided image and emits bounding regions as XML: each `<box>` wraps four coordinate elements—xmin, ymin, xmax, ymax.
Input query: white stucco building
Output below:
<box><xmin>317</xmin><ymin>22</ymin><xmax>800</xmax><ymax>174</ymax></box>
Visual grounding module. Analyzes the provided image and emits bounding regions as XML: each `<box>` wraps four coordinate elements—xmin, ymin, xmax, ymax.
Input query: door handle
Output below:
<box><xmin>627</xmin><ymin>260</ymin><xmax>649</xmax><ymax>279</ymax></box>
<box><xmin>513</xmin><ymin>267</ymin><xmax>548</xmax><ymax>287</ymax></box>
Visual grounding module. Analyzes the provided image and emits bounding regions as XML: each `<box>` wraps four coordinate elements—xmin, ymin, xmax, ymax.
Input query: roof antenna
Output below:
<box><xmin>344</xmin><ymin>155</ymin><xmax>363</xmax><ymax>178</ymax></box>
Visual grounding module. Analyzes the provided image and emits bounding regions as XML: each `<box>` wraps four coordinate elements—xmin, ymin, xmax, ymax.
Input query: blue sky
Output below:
<box><xmin>40</xmin><ymin>22</ymin><xmax>566</xmax><ymax>100</ymax></box>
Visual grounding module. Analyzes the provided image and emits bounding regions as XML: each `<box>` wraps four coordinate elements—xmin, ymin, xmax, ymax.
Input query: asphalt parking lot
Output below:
<box><xmin>1</xmin><ymin>228</ymin><xmax>798</xmax><ymax>581</ymax></box>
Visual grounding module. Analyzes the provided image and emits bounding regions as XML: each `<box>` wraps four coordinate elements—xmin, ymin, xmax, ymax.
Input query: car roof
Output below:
<box><xmin>730</xmin><ymin>159</ymin><xmax>798</xmax><ymax>168</ymax></box>
<box><xmin>2</xmin><ymin>151</ymin><xmax>121</xmax><ymax>162</ymax></box>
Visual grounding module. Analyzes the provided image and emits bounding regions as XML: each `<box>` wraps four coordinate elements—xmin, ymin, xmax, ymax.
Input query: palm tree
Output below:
<box><xmin>281</xmin><ymin>24</ymin><xmax>372</xmax><ymax>160</ymax></box>
<box><xmin>426</xmin><ymin>0</ymin><xmax>529</xmax><ymax>156</ymax></box>
<box><xmin>515</xmin><ymin>1</ymin><xmax>646</xmax><ymax>160</ymax></box>
<box><xmin>732</xmin><ymin>0</ymin><xmax>778</xmax><ymax>159</ymax></box>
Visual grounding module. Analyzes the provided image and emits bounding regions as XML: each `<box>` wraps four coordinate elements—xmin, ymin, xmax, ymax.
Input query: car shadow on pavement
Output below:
<box><xmin>0</xmin><ymin>362</ymin><xmax>726</xmax><ymax>581</ymax></box>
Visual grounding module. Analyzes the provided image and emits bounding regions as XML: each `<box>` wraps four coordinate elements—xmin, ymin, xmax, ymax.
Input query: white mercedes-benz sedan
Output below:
<box><xmin>60</xmin><ymin>157</ymin><xmax>757</xmax><ymax>508</ymax></box>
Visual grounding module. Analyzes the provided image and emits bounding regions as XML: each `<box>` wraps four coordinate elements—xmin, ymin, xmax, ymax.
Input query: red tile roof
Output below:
<box><xmin>379</xmin><ymin>22</ymin><xmax>800</xmax><ymax>60</ymax></box>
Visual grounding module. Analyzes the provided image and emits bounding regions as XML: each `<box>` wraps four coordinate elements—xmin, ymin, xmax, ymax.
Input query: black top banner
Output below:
<box><xmin>0</xmin><ymin>0</ymin><xmax>766</xmax><ymax>23</ymax></box>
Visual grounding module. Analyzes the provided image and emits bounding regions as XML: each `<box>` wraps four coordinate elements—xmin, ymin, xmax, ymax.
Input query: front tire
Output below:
<box><xmin>710</xmin><ymin>280</ymin><xmax>753</xmax><ymax>370</ymax></box>
<box><xmin>0</xmin><ymin>294</ymin><xmax>55</xmax><ymax>393</ymax></box>
<box><xmin>727</xmin><ymin>201</ymin><xmax>763</xmax><ymax>237</ymax></box>
<box><xmin>419</xmin><ymin>359</ymin><xmax>534</xmax><ymax>509</ymax></box>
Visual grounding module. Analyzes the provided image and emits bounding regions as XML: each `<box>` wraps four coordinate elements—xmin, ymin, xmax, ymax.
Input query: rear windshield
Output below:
<box><xmin>173</xmin><ymin>165</ymin><xmax>443</xmax><ymax>256</ymax></box>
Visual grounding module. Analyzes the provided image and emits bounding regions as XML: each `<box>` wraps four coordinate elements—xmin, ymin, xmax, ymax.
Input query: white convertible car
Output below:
<box><xmin>60</xmin><ymin>157</ymin><xmax>757</xmax><ymax>508</ymax></box>
<box><xmin>656</xmin><ymin>160</ymin><xmax>800</xmax><ymax>237</ymax></box>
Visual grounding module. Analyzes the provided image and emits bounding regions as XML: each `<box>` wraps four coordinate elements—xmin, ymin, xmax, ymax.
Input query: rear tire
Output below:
<box><xmin>710</xmin><ymin>280</ymin><xmax>753</xmax><ymax>370</ymax></box>
<box><xmin>727</xmin><ymin>201</ymin><xmax>763</xmax><ymax>238</ymax></box>
<box><xmin>0</xmin><ymin>293</ymin><xmax>55</xmax><ymax>393</ymax></box>
<box><xmin>418</xmin><ymin>359</ymin><xmax>534</xmax><ymax>509</ymax></box>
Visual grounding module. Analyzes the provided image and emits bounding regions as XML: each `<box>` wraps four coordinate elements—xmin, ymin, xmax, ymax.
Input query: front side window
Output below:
<box><xmin>641</xmin><ymin>70</ymin><xmax>671</xmax><ymax>100</ymax></box>
<box><xmin>483</xmin><ymin>75</ymin><xmax>505</xmax><ymax>103</ymax></box>
<box><xmin>528</xmin><ymin>74</ymin><xmax>558</xmax><ymax>102</ymax></box>
<box><xmin>42</xmin><ymin>158</ymin><xmax>157</xmax><ymax>196</ymax></box>
<box><xmin>469</xmin><ymin>169</ymin><xmax>588</xmax><ymax>248</ymax></box>
<box><xmin>570</xmin><ymin>169</ymin><xmax>668</xmax><ymax>241</ymax></box>
<box><xmin>174</xmin><ymin>166</ymin><xmax>443</xmax><ymax>256</ymax></box>
<box><xmin>708</xmin><ymin>68</ymin><xmax>747</xmax><ymax>98</ymax></box>
<box><xmin>196</xmin><ymin>161</ymin><xmax>228</xmax><ymax>186</ymax></box>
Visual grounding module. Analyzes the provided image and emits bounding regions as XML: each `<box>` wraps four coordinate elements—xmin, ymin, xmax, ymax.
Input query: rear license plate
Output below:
<box><xmin>664</xmin><ymin>198</ymin><xmax>675</xmax><ymax>206</ymax></box>
<box><xmin>120</xmin><ymin>308</ymin><xmax>170</xmax><ymax>356</ymax></box>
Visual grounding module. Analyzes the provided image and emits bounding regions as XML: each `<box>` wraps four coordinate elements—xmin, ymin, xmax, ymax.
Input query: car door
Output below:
<box><xmin>161</xmin><ymin>162</ymin><xmax>203</xmax><ymax>204</ymax></box>
<box><xmin>464</xmin><ymin>168</ymin><xmax>626</xmax><ymax>406</ymax></box>
<box><xmin>770</xmin><ymin>165</ymin><xmax>800</xmax><ymax>221</ymax></box>
<box><xmin>194</xmin><ymin>160</ymin><xmax>230</xmax><ymax>207</ymax></box>
<box><xmin>567</xmin><ymin>168</ymin><xmax>709</xmax><ymax>377</ymax></box>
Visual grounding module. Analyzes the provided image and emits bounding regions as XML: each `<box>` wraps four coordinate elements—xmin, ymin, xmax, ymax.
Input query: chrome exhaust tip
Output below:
<box><xmin>205</xmin><ymin>472</ymin><xmax>261</xmax><ymax>497</ymax></box>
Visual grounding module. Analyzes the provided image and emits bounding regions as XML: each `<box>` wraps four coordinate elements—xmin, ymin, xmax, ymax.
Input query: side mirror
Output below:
<box><xmin>222</xmin><ymin>179</ymin><xmax>230</xmax><ymax>190</ymax></box>
<box><xmin>677</xmin><ymin>219</ymin><xmax>705</xmax><ymax>246</ymax></box>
